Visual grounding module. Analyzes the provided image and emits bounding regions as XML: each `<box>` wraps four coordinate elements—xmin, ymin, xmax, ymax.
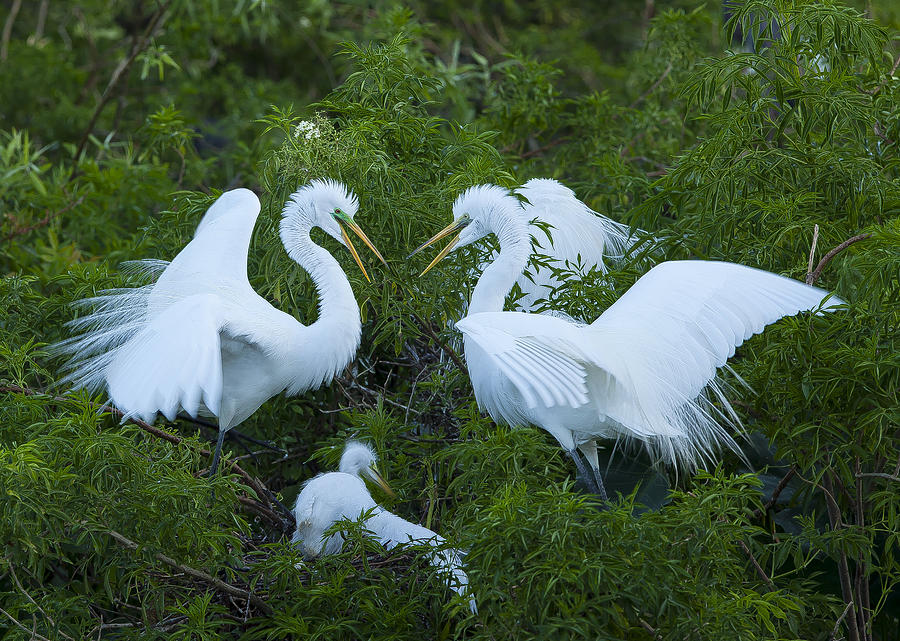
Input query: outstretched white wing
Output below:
<box><xmin>54</xmin><ymin>189</ymin><xmax>263</xmax><ymax>406</ymax></box>
<box><xmin>149</xmin><ymin>188</ymin><xmax>261</xmax><ymax>307</ymax></box>
<box><xmin>457</xmin><ymin>260</ymin><xmax>844</xmax><ymax>466</ymax></box>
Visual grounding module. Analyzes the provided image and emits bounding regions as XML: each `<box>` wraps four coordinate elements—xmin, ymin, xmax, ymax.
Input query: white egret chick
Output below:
<box><xmin>293</xmin><ymin>441</ymin><xmax>476</xmax><ymax>613</ymax></box>
<box><xmin>412</xmin><ymin>184</ymin><xmax>844</xmax><ymax>499</ymax></box>
<box><xmin>55</xmin><ymin>180</ymin><xmax>386</xmax><ymax>476</ymax></box>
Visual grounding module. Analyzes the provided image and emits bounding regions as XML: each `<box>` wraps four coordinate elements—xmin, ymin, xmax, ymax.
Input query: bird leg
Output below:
<box><xmin>208</xmin><ymin>429</ymin><xmax>226</xmax><ymax>478</ymax></box>
<box><xmin>567</xmin><ymin>449</ymin><xmax>608</xmax><ymax>501</ymax></box>
<box><xmin>577</xmin><ymin>440</ymin><xmax>610</xmax><ymax>502</ymax></box>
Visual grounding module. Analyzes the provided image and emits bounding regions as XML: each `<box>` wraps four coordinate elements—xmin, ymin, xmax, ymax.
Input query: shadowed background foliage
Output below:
<box><xmin>1</xmin><ymin>0</ymin><xmax>898</xmax><ymax>639</ymax></box>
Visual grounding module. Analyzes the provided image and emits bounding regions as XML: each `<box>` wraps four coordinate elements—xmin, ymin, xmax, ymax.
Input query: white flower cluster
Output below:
<box><xmin>293</xmin><ymin>120</ymin><xmax>321</xmax><ymax>141</ymax></box>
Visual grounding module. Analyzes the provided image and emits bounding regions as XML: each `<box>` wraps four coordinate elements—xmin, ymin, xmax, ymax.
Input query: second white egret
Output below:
<box><xmin>413</xmin><ymin>184</ymin><xmax>844</xmax><ymax>499</ymax></box>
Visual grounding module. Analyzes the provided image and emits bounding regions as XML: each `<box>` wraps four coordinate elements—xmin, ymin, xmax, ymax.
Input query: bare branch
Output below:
<box><xmin>629</xmin><ymin>62</ymin><xmax>673</xmax><ymax>109</ymax></box>
<box><xmin>806</xmin><ymin>224</ymin><xmax>819</xmax><ymax>283</ymax></box>
<box><xmin>6</xmin><ymin>561</ymin><xmax>75</xmax><ymax>641</ymax></box>
<box><xmin>101</xmin><ymin>528</ymin><xmax>271</xmax><ymax>614</ymax></box>
<box><xmin>3</xmin><ymin>195</ymin><xmax>87</xmax><ymax>242</ymax></box>
<box><xmin>831</xmin><ymin>601</ymin><xmax>854</xmax><ymax>641</ymax></box>
<box><xmin>0</xmin><ymin>0</ymin><xmax>22</xmax><ymax>62</ymax></box>
<box><xmin>807</xmin><ymin>233</ymin><xmax>872</xmax><ymax>285</ymax></box>
<box><xmin>737</xmin><ymin>540</ymin><xmax>776</xmax><ymax>590</ymax></box>
<box><xmin>73</xmin><ymin>1</ymin><xmax>172</xmax><ymax>165</ymax></box>
<box><xmin>752</xmin><ymin>467</ymin><xmax>796</xmax><ymax>520</ymax></box>
<box><xmin>0</xmin><ymin>606</ymin><xmax>51</xmax><ymax>641</ymax></box>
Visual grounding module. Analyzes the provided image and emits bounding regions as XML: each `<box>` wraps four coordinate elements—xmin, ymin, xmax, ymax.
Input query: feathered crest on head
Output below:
<box><xmin>338</xmin><ymin>440</ymin><xmax>377</xmax><ymax>475</ymax></box>
<box><xmin>452</xmin><ymin>184</ymin><xmax>519</xmax><ymax>219</ymax></box>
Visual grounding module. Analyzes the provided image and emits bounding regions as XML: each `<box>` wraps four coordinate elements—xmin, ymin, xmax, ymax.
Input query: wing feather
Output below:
<box><xmin>456</xmin><ymin>260</ymin><xmax>843</xmax><ymax>467</ymax></box>
<box><xmin>106</xmin><ymin>294</ymin><xmax>225</xmax><ymax>423</ymax></box>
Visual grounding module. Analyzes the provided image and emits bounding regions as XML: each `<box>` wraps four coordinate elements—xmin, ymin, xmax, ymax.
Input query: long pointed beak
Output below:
<box><xmin>340</xmin><ymin>224</ymin><xmax>371</xmax><ymax>282</ymax></box>
<box><xmin>342</xmin><ymin>218</ymin><xmax>387</xmax><ymax>266</ymax></box>
<box><xmin>409</xmin><ymin>218</ymin><xmax>469</xmax><ymax>276</ymax></box>
<box><xmin>365</xmin><ymin>466</ymin><xmax>396</xmax><ymax>499</ymax></box>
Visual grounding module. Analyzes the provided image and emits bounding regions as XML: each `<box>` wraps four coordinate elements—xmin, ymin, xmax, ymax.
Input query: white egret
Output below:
<box><xmin>505</xmin><ymin>178</ymin><xmax>646</xmax><ymax>316</ymax></box>
<box><xmin>412</xmin><ymin>184</ymin><xmax>844</xmax><ymax>499</ymax></box>
<box><xmin>55</xmin><ymin>180</ymin><xmax>386</xmax><ymax>476</ymax></box>
<box><xmin>293</xmin><ymin>441</ymin><xmax>476</xmax><ymax>613</ymax></box>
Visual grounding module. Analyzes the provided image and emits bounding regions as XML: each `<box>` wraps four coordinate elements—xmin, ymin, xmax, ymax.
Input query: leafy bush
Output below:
<box><xmin>2</xmin><ymin>1</ymin><xmax>898</xmax><ymax>639</ymax></box>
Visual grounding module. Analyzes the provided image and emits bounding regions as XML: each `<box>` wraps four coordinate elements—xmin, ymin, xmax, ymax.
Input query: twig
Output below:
<box><xmin>806</xmin><ymin>224</ymin><xmax>819</xmax><ymax>282</ymax></box>
<box><xmin>73</xmin><ymin>1</ymin><xmax>172</xmax><ymax>165</ymax></box>
<box><xmin>863</xmin><ymin>55</ymin><xmax>900</xmax><ymax>96</ymax></box>
<box><xmin>0</xmin><ymin>606</ymin><xmax>51</xmax><ymax>641</ymax></box>
<box><xmin>6</xmin><ymin>561</ymin><xmax>75</xmax><ymax>641</ymax></box>
<box><xmin>4</xmin><ymin>195</ymin><xmax>87</xmax><ymax>242</ymax></box>
<box><xmin>629</xmin><ymin>62</ymin><xmax>673</xmax><ymax>109</ymax></box>
<box><xmin>823</xmin><ymin>472</ymin><xmax>861</xmax><ymax>641</ymax></box>
<box><xmin>408</xmin><ymin>309</ymin><xmax>468</xmax><ymax>375</ymax></box>
<box><xmin>855</xmin><ymin>472</ymin><xmax>900</xmax><ymax>482</ymax></box>
<box><xmin>831</xmin><ymin>601</ymin><xmax>854</xmax><ymax>641</ymax></box>
<box><xmin>518</xmin><ymin>137</ymin><xmax>570</xmax><ymax>160</ymax></box>
<box><xmin>101</xmin><ymin>528</ymin><xmax>271</xmax><ymax>614</ymax></box>
<box><xmin>752</xmin><ymin>467</ymin><xmax>797</xmax><ymax>520</ymax></box>
<box><xmin>737</xmin><ymin>540</ymin><xmax>776</xmax><ymax>590</ymax></box>
<box><xmin>807</xmin><ymin>233</ymin><xmax>871</xmax><ymax>285</ymax></box>
<box><xmin>0</xmin><ymin>0</ymin><xmax>22</xmax><ymax>62</ymax></box>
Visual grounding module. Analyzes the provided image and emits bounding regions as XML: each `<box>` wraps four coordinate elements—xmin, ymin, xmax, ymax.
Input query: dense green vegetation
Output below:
<box><xmin>2</xmin><ymin>1</ymin><xmax>898</xmax><ymax>639</ymax></box>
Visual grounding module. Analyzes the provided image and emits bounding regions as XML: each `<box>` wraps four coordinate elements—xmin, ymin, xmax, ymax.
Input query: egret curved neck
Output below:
<box><xmin>469</xmin><ymin>215</ymin><xmax>530</xmax><ymax>315</ymax></box>
<box><xmin>284</xmin><ymin>228</ymin><xmax>359</xmax><ymax>323</ymax></box>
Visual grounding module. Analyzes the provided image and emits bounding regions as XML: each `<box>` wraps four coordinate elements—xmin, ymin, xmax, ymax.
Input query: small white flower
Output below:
<box><xmin>293</xmin><ymin>120</ymin><xmax>321</xmax><ymax>141</ymax></box>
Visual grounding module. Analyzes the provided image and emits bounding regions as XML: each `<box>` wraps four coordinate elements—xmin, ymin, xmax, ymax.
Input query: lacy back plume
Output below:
<box><xmin>49</xmin><ymin>259</ymin><xmax>172</xmax><ymax>393</ymax></box>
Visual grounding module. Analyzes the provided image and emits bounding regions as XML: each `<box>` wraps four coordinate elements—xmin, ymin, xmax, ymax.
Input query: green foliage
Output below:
<box><xmin>2</xmin><ymin>1</ymin><xmax>898</xmax><ymax>639</ymax></box>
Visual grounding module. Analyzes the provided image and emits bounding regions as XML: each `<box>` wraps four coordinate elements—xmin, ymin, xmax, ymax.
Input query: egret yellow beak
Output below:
<box><xmin>336</xmin><ymin>216</ymin><xmax>387</xmax><ymax>283</ymax></box>
<box><xmin>365</xmin><ymin>465</ymin><xmax>396</xmax><ymax>499</ymax></box>
<box><xmin>409</xmin><ymin>218</ymin><xmax>471</xmax><ymax>276</ymax></box>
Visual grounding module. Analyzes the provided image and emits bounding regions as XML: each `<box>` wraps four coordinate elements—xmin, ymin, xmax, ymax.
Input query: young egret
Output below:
<box><xmin>412</xmin><ymin>184</ymin><xmax>844</xmax><ymax>499</ymax></box>
<box><xmin>505</xmin><ymin>178</ymin><xmax>646</xmax><ymax>316</ymax></box>
<box><xmin>293</xmin><ymin>441</ymin><xmax>476</xmax><ymax>613</ymax></box>
<box><xmin>55</xmin><ymin>180</ymin><xmax>386</xmax><ymax>476</ymax></box>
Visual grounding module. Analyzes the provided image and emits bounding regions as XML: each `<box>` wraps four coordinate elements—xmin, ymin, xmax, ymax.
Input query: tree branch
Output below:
<box><xmin>72</xmin><ymin>0</ymin><xmax>172</xmax><ymax>165</ymax></box>
<box><xmin>737</xmin><ymin>540</ymin><xmax>775</xmax><ymax>591</ymax></box>
<box><xmin>0</xmin><ymin>0</ymin><xmax>22</xmax><ymax>62</ymax></box>
<box><xmin>629</xmin><ymin>62</ymin><xmax>673</xmax><ymax>109</ymax></box>
<box><xmin>752</xmin><ymin>467</ymin><xmax>796</xmax><ymax>521</ymax></box>
<box><xmin>3</xmin><ymin>195</ymin><xmax>87</xmax><ymax>242</ymax></box>
<box><xmin>806</xmin><ymin>233</ymin><xmax>871</xmax><ymax>285</ymax></box>
<box><xmin>101</xmin><ymin>528</ymin><xmax>271</xmax><ymax>614</ymax></box>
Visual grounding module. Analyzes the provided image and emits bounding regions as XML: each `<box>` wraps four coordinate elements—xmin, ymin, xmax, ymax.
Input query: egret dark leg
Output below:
<box><xmin>567</xmin><ymin>449</ymin><xmax>608</xmax><ymax>501</ymax></box>
<box><xmin>208</xmin><ymin>429</ymin><xmax>226</xmax><ymax>478</ymax></box>
<box><xmin>578</xmin><ymin>440</ymin><xmax>610</xmax><ymax>502</ymax></box>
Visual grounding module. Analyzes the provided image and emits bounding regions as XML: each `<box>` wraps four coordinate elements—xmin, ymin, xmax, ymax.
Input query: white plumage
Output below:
<box><xmin>414</xmin><ymin>184</ymin><xmax>844</xmax><ymax>498</ymax></box>
<box><xmin>293</xmin><ymin>441</ymin><xmax>476</xmax><ymax>613</ymax></box>
<box><xmin>508</xmin><ymin>178</ymin><xmax>645</xmax><ymax>315</ymax></box>
<box><xmin>54</xmin><ymin>180</ymin><xmax>384</xmax><ymax>474</ymax></box>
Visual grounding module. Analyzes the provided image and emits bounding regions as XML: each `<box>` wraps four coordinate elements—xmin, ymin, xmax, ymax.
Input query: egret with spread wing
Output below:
<box><xmin>293</xmin><ymin>441</ymin><xmax>476</xmax><ymax>613</ymax></box>
<box><xmin>55</xmin><ymin>180</ymin><xmax>386</xmax><ymax>476</ymax></box>
<box><xmin>412</xmin><ymin>184</ymin><xmax>844</xmax><ymax>499</ymax></box>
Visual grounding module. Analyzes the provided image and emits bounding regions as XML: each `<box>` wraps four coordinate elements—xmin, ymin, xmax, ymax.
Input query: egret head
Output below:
<box><xmin>410</xmin><ymin>184</ymin><xmax>520</xmax><ymax>275</ymax></box>
<box><xmin>338</xmin><ymin>440</ymin><xmax>395</xmax><ymax>498</ymax></box>
<box><xmin>282</xmin><ymin>179</ymin><xmax>386</xmax><ymax>280</ymax></box>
